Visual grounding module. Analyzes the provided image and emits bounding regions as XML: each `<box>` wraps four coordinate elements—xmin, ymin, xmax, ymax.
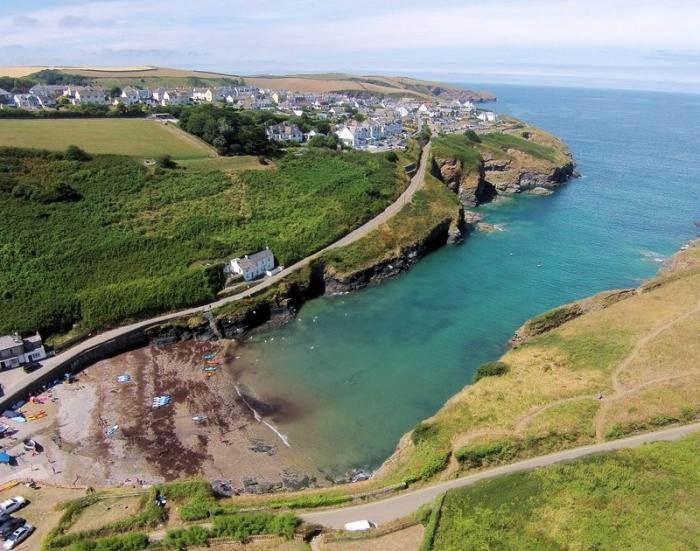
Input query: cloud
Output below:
<box><xmin>58</xmin><ymin>15</ymin><xmax>112</xmax><ymax>28</ymax></box>
<box><xmin>13</xmin><ymin>15</ymin><xmax>41</xmax><ymax>28</ymax></box>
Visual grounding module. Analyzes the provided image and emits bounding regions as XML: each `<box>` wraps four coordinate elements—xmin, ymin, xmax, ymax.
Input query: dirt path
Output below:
<box><xmin>593</xmin><ymin>295</ymin><xmax>700</xmax><ymax>440</ymax></box>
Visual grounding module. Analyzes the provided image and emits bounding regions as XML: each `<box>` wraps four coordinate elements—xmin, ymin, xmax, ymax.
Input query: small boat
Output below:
<box><xmin>105</xmin><ymin>425</ymin><xmax>118</xmax><ymax>437</ymax></box>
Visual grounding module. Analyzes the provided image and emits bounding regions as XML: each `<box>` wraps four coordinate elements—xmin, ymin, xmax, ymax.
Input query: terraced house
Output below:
<box><xmin>0</xmin><ymin>333</ymin><xmax>46</xmax><ymax>370</ymax></box>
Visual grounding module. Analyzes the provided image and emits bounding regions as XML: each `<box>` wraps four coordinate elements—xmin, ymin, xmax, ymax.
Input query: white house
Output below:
<box><xmin>162</xmin><ymin>90</ymin><xmax>191</xmax><ymax>106</ymax></box>
<box><xmin>71</xmin><ymin>87</ymin><xmax>107</xmax><ymax>105</ymax></box>
<box><xmin>396</xmin><ymin>106</ymin><xmax>410</xmax><ymax>118</ymax></box>
<box><xmin>477</xmin><ymin>111</ymin><xmax>497</xmax><ymax>123</ymax></box>
<box><xmin>335</xmin><ymin>126</ymin><xmax>356</xmax><ymax>147</ymax></box>
<box><xmin>14</xmin><ymin>94</ymin><xmax>41</xmax><ymax>110</ymax></box>
<box><xmin>117</xmin><ymin>87</ymin><xmax>141</xmax><ymax>105</ymax></box>
<box><xmin>0</xmin><ymin>333</ymin><xmax>47</xmax><ymax>370</ymax></box>
<box><xmin>266</xmin><ymin>123</ymin><xmax>303</xmax><ymax>143</ymax></box>
<box><xmin>230</xmin><ymin>249</ymin><xmax>275</xmax><ymax>281</ymax></box>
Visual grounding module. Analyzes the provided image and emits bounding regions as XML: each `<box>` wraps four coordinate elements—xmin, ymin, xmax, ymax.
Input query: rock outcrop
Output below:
<box><xmin>431</xmin><ymin>156</ymin><xmax>494</xmax><ymax>207</ymax></box>
<box><xmin>507</xmin><ymin>288</ymin><xmax>636</xmax><ymax>348</ymax></box>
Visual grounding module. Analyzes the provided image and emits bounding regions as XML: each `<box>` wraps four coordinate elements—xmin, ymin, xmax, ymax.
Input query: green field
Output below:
<box><xmin>0</xmin><ymin>147</ymin><xmax>405</xmax><ymax>337</ymax></box>
<box><xmin>0</xmin><ymin>119</ymin><xmax>214</xmax><ymax>159</ymax></box>
<box><xmin>429</xmin><ymin>434</ymin><xmax>700</xmax><ymax>550</ymax></box>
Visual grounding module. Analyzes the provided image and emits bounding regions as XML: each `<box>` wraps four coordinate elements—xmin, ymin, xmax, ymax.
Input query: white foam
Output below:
<box><xmin>234</xmin><ymin>384</ymin><xmax>291</xmax><ymax>447</ymax></box>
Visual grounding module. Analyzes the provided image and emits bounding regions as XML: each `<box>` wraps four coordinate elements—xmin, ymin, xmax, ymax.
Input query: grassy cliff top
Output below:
<box><xmin>379</xmin><ymin>239</ymin><xmax>700</xmax><ymax>485</ymax></box>
<box><xmin>431</xmin><ymin>122</ymin><xmax>572</xmax><ymax>177</ymax></box>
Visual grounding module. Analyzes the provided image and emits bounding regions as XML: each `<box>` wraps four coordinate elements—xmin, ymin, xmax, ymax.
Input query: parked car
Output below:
<box><xmin>3</xmin><ymin>525</ymin><xmax>33</xmax><ymax>549</ymax></box>
<box><xmin>0</xmin><ymin>498</ymin><xmax>26</xmax><ymax>515</ymax></box>
<box><xmin>0</xmin><ymin>518</ymin><xmax>24</xmax><ymax>539</ymax></box>
<box><xmin>22</xmin><ymin>363</ymin><xmax>40</xmax><ymax>374</ymax></box>
<box><xmin>344</xmin><ymin>519</ymin><xmax>376</xmax><ymax>531</ymax></box>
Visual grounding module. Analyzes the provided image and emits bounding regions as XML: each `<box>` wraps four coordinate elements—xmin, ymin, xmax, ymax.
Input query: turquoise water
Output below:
<box><xmin>237</xmin><ymin>85</ymin><xmax>700</xmax><ymax>475</ymax></box>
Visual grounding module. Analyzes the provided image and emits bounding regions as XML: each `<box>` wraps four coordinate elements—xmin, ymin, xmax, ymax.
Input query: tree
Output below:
<box><xmin>464</xmin><ymin>129</ymin><xmax>481</xmax><ymax>143</ymax></box>
<box><xmin>64</xmin><ymin>145</ymin><xmax>91</xmax><ymax>162</ymax></box>
<box><xmin>109</xmin><ymin>86</ymin><xmax>123</xmax><ymax>98</ymax></box>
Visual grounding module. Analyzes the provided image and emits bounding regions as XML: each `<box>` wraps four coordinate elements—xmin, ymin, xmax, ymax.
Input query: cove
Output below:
<box><xmin>234</xmin><ymin>84</ymin><xmax>700</xmax><ymax>476</ymax></box>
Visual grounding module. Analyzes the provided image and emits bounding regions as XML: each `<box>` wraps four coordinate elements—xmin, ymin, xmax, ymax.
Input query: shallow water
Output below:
<box><xmin>236</xmin><ymin>85</ymin><xmax>700</xmax><ymax>475</ymax></box>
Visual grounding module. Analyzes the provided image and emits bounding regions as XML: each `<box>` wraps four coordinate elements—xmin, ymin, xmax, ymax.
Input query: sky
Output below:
<box><xmin>2</xmin><ymin>0</ymin><xmax>700</xmax><ymax>92</ymax></box>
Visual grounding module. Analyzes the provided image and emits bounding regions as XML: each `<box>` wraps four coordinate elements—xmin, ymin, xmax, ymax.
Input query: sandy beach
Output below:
<box><xmin>0</xmin><ymin>340</ymin><xmax>325</xmax><ymax>492</ymax></box>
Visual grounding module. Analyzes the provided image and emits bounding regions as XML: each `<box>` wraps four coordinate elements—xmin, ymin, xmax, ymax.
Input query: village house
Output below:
<box><xmin>0</xmin><ymin>88</ymin><xmax>12</xmax><ymax>105</ymax></box>
<box><xmin>69</xmin><ymin>86</ymin><xmax>107</xmax><ymax>105</ymax></box>
<box><xmin>335</xmin><ymin>125</ymin><xmax>357</xmax><ymax>147</ymax></box>
<box><xmin>477</xmin><ymin>111</ymin><xmax>497</xmax><ymax>123</ymax></box>
<box><xmin>229</xmin><ymin>249</ymin><xmax>275</xmax><ymax>281</ymax></box>
<box><xmin>13</xmin><ymin>94</ymin><xmax>41</xmax><ymax>110</ymax></box>
<box><xmin>0</xmin><ymin>333</ymin><xmax>47</xmax><ymax>370</ymax></box>
<box><xmin>266</xmin><ymin>122</ymin><xmax>303</xmax><ymax>143</ymax></box>
<box><xmin>161</xmin><ymin>90</ymin><xmax>191</xmax><ymax>106</ymax></box>
<box><xmin>117</xmin><ymin>86</ymin><xmax>141</xmax><ymax>106</ymax></box>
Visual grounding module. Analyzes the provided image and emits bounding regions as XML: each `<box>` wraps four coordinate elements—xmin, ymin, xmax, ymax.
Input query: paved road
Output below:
<box><xmin>300</xmin><ymin>422</ymin><xmax>700</xmax><ymax>528</ymax></box>
<box><xmin>0</xmin><ymin>144</ymin><xmax>431</xmax><ymax>405</ymax></box>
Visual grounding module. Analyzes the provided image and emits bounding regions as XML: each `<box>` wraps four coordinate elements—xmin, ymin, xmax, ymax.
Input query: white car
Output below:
<box><xmin>3</xmin><ymin>525</ymin><xmax>33</xmax><ymax>550</ymax></box>
<box><xmin>344</xmin><ymin>520</ymin><xmax>376</xmax><ymax>531</ymax></box>
<box><xmin>0</xmin><ymin>498</ymin><xmax>26</xmax><ymax>515</ymax></box>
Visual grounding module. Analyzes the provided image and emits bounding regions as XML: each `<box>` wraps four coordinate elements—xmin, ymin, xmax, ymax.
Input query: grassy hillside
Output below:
<box><xmin>0</xmin><ymin>119</ymin><xmax>215</xmax><ymax>159</ymax></box>
<box><xmin>0</xmin><ymin>147</ymin><xmax>407</xmax><ymax>337</ymax></box>
<box><xmin>0</xmin><ymin>66</ymin><xmax>493</xmax><ymax>101</ymax></box>
<box><xmin>378</xmin><ymin>240</ymin><xmax>700</xmax><ymax>485</ymax></box>
<box><xmin>430</xmin><ymin>434</ymin><xmax>700</xmax><ymax>550</ymax></box>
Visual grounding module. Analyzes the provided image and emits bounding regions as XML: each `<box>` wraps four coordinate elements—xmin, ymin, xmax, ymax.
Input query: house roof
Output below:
<box><xmin>247</xmin><ymin>249</ymin><xmax>274</xmax><ymax>263</ymax></box>
<box><xmin>0</xmin><ymin>334</ymin><xmax>22</xmax><ymax>352</ymax></box>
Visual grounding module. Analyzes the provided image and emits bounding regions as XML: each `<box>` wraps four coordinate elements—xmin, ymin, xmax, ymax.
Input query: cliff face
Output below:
<box><xmin>430</xmin><ymin>124</ymin><xmax>575</xmax><ymax>207</ymax></box>
<box><xmin>483</xmin><ymin>153</ymin><xmax>575</xmax><ymax>195</ymax></box>
<box><xmin>432</xmin><ymin>156</ymin><xmax>494</xmax><ymax>207</ymax></box>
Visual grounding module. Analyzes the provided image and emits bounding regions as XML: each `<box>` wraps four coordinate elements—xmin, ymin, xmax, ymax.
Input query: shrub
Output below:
<box><xmin>464</xmin><ymin>129</ymin><xmax>481</xmax><ymax>143</ymax></box>
<box><xmin>212</xmin><ymin>513</ymin><xmax>298</xmax><ymax>542</ymax></box>
<box><xmin>412</xmin><ymin>422</ymin><xmax>439</xmax><ymax>445</ymax></box>
<box><xmin>473</xmin><ymin>361</ymin><xmax>509</xmax><ymax>383</ymax></box>
<box><xmin>456</xmin><ymin>441</ymin><xmax>512</xmax><ymax>468</ymax></box>
<box><xmin>64</xmin><ymin>533</ymin><xmax>149</xmax><ymax>551</ymax></box>
<box><xmin>156</xmin><ymin>154</ymin><xmax>177</xmax><ymax>169</ymax></box>
<box><xmin>179</xmin><ymin>497</ymin><xmax>223</xmax><ymax>521</ymax></box>
<box><xmin>385</xmin><ymin>151</ymin><xmax>399</xmax><ymax>162</ymax></box>
<box><xmin>162</xmin><ymin>526</ymin><xmax>210</xmax><ymax>550</ymax></box>
<box><xmin>64</xmin><ymin>145</ymin><xmax>92</xmax><ymax>161</ymax></box>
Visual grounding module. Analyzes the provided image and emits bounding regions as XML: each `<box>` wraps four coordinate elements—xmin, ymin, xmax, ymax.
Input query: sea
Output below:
<box><xmin>233</xmin><ymin>84</ymin><xmax>700</xmax><ymax>476</ymax></box>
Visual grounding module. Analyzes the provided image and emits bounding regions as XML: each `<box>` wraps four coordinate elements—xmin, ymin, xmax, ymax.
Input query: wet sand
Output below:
<box><xmin>15</xmin><ymin>340</ymin><xmax>325</xmax><ymax>491</ymax></box>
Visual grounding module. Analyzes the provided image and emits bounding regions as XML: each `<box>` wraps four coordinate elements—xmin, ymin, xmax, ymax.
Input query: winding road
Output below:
<box><xmin>300</xmin><ymin>422</ymin><xmax>700</xmax><ymax>529</ymax></box>
<box><xmin>0</xmin><ymin>143</ymin><xmax>432</xmax><ymax>408</ymax></box>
